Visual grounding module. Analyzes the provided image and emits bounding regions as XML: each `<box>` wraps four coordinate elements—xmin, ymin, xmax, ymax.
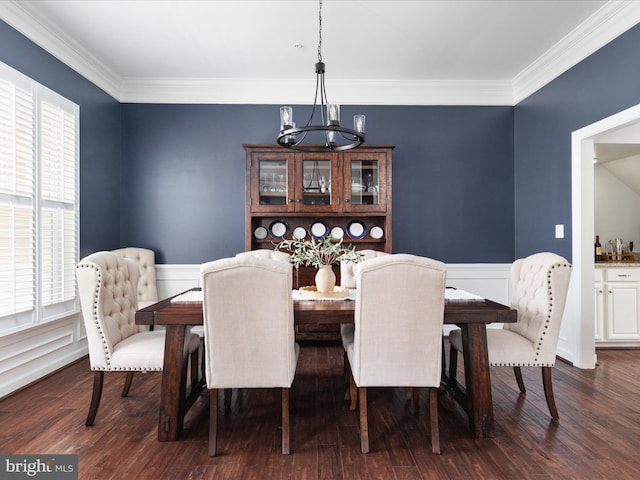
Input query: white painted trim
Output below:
<box><xmin>155</xmin><ymin>264</ymin><xmax>201</xmax><ymax>300</ymax></box>
<box><xmin>0</xmin><ymin>0</ymin><xmax>122</xmax><ymax>98</ymax></box>
<box><xmin>118</xmin><ymin>78</ymin><xmax>515</xmax><ymax>106</ymax></box>
<box><xmin>512</xmin><ymin>0</ymin><xmax>640</xmax><ymax>103</ymax></box>
<box><xmin>570</xmin><ymin>103</ymin><xmax>640</xmax><ymax>369</ymax></box>
<box><xmin>0</xmin><ymin>312</ymin><xmax>87</xmax><ymax>398</ymax></box>
<box><xmin>2</xmin><ymin>1</ymin><xmax>639</xmax><ymax>105</ymax></box>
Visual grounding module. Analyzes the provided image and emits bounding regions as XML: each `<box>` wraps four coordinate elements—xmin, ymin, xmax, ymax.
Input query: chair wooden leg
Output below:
<box><xmin>190</xmin><ymin>348</ymin><xmax>199</xmax><ymax>388</ymax></box>
<box><xmin>121</xmin><ymin>371</ymin><xmax>134</xmax><ymax>397</ymax></box>
<box><xmin>542</xmin><ymin>367</ymin><xmax>559</xmax><ymax>420</ymax></box>
<box><xmin>282</xmin><ymin>388</ymin><xmax>291</xmax><ymax>455</ymax></box>
<box><xmin>448</xmin><ymin>344</ymin><xmax>458</xmax><ymax>383</ymax></box>
<box><xmin>343</xmin><ymin>350</ymin><xmax>350</xmax><ymax>402</ymax></box>
<box><xmin>349</xmin><ymin>371</ymin><xmax>358</xmax><ymax>411</ymax></box>
<box><xmin>514</xmin><ymin>366</ymin><xmax>526</xmax><ymax>393</ymax></box>
<box><xmin>429</xmin><ymin>387</ymin><xmax>440</xmax><ymax>454</ymax></box>
<box><xmin>344</xmin><ymin>350</ymin><xmax>349</xmax><ymax>384</ymax></box>
<box><xmin>224</xmin><ymin>389</ymin><xmax>232</xmax><ymax>411</ymax></box>
<box><xmin>359</xmin><ymin>386</ymin><xmax>369</xmax><ymax>453</ymax></box>
<box><xmin>86</xmin><ymin>371</ymin><xmax>104</xmax><ymax>426</ymax></box>
<box><xmin>412</xmin><ymin>387</ymin><xmax>421</xmax><ymax>410</ymax></box>
<box><xmin>405</xmin><ymin>387</ymin><xmax>412</xmax><ymax>402</ymax></box>
<box><xmin>208</xmin><ymin>389</ymin><xmax>218</xmax><ymax>456</ymax></box>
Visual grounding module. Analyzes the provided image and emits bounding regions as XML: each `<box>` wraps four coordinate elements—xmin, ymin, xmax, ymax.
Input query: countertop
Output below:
<box><xmin>595</xmin><ymin>262</ymin><xmax>640</xmax><ymax>268</ymax></box>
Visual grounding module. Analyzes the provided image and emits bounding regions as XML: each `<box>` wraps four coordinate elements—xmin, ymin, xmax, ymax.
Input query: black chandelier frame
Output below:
<box><xmin>277</xmin><ymin>0</ymin><xmax>365</xmax><ymax>152</ymax></box>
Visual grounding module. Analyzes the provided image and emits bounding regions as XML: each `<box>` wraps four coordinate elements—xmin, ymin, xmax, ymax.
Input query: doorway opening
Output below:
<box><xmin>571</xmin><ymin>103</ymin><xmax>640</xmax><ymax>368</ymax></box>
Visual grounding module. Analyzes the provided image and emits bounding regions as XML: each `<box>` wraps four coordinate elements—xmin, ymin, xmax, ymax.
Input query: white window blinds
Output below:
<box><xmin>0</xmin><ymin>61</ymin><xmax>79</xmax><ymax>334</ymax></box>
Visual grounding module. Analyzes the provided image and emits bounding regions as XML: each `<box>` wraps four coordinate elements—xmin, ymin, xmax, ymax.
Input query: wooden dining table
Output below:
<box><xmin>135</xmin><ymin>287</ymin><xmax>516</xmax><ymax>442</ymax></box>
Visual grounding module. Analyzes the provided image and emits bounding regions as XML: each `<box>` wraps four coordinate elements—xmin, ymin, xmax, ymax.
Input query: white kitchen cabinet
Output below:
<box><xmin>595</xmin><ymin>267</ymin><xmax>640</xmax><ymax>346</ymax></box>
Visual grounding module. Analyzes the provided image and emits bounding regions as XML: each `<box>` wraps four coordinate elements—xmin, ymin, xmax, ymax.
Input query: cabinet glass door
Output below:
<box><xmin>249</xmin><ymin>151</ymin><xmax>294</xmax><ymax>213</ymax></box>
<box><xmin>344</xmin><ymin>151</ymin><xmax>387</xmax><ymax>212</ymax></box>
<box><xmin>350</xmin><ymin>159</ymin><xmax>379</xmax><ymax>206</ymax></box>
<box><xmin>301</xmin><ymin>158</ymin><xmax>332</xmax><ymax>206</ymax></box>
<box><xmin>296</xmin><ymin>153</ymin><xmax>339</xmax><ymax>212</ymax></box>
<box><xmin>259</xmin><ymin>160</ymin><xmax>288</xmax><ymax>206</ymax></box>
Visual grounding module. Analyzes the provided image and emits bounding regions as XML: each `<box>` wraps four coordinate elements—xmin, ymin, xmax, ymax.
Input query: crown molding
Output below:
<box><xmin>2</xmin><ymin>1</ymin><xmax>639</xmax><ymax>106</ymax></box>
<box><xmin>0</xmin><ymin>1</ymin><xmax>122</xmax><ymax>98</ymax></box>
<box><xmin>118</xmin><ymin>77</ymin><xmax>514</xmax><ymax>106</ymax></box>
<box><xmin>512</xmin><ymin>0</ymin><xmax>640</xmax><ymax>104</ymax></box>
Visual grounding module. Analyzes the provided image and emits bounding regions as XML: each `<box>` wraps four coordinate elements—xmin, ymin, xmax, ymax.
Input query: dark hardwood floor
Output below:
<box><xmin>1</xmin><ymin>343</ymin><xmax>639</xmax><ymax>480</ymax></box>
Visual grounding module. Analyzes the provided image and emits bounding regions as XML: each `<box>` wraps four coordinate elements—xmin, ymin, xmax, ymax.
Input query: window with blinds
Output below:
<box><xmin>0</xmin><ymin>61</ymin><xmax>79</xmax><ymax>335</ymax></box>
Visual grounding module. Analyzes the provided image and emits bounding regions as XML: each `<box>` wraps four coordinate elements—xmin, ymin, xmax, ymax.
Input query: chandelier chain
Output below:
<box><xmin>317</xmin><ymin>0</ymin><xmax>323</xmax><ymax>63</ymax></box>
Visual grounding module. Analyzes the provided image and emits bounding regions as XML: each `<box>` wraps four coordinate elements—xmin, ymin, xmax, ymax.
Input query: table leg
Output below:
<box><xmin>158</xmin><ymin>324</ymin><xmax>190</xmax><ymax>441</ymax></box>
<box><xmin>460</xmin><ymin>322</ymin><xmax>494</xmax><ymax>438</ymax></box>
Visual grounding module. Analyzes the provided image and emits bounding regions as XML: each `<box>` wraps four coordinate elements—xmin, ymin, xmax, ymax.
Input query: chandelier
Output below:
<box><xmin>277</xmin><ymin>0</ymin><xmax>365</xmax><ymax>152</ymax></box>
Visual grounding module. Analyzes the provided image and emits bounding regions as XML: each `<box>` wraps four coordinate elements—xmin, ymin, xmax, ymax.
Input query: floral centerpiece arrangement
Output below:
<box><xmin>275</xmin><ymin>236</ymin><xmax>363</xmax><ymax>268</ymax></box>
<box><xmin>274</xmin><ymin>237</ymin><xmax>364</xmax><ymax>293</ymax></box>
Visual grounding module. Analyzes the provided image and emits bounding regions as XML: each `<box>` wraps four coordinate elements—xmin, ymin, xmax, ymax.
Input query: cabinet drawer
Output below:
<box><xmin>605</xmin><ymin>268</ymin><xmax>640</xmax><ymax>282</ymax></box>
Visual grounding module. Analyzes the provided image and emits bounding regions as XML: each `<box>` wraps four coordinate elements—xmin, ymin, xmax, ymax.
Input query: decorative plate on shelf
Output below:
<box><xmin>309</xmin><ymin>221</ymin><xmax>328</xmax><ymax>239</ymax></box>
<box><xmin>330</xmin><ymin>226</ymin><xmax>344</xmax><ymax>240</ymax></box>
<box><xmin>292</xmin><ymin>226</ymin><xmax>307</xmax><ymax>240</ymax></box>
<box><xmin>254</xmin><ymin>226</ymin><xmax>268</xmax><ymax>240</ymax></box>
<box><xmin>370</xmin><ymin>226</ymin><xmax>384</xmax><ymax>239</ymax></box>
<box><xmin>347</xmin><ymin>220</ymin><xmax>366</xmax><ymax>239</ymax></box>
<box><xmin>269</xmin><ymin>220</ymin><xmax>289</xmax><ymax>239</ymax></box>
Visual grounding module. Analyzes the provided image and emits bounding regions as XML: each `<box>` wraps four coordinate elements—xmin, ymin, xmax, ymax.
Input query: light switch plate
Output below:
<box><xmin>555</xmin><ymin>224</ymin><xmax>564</xmax><ymax>239</ymax></box>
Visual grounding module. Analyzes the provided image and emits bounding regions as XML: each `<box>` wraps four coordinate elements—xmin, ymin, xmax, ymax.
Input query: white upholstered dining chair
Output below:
<box><xmin>112</xmin><ymin>247</ymin><xmax>159</xmax><ymax>309</ymax></box>
<box><xmin>341</xmin><ymin>254</ymin><xmax>446</xmax><ymax>454</ymax></box>
<box><xmin>201</xmin><ymin>256</ymin><xmax>299</xmax><ymax>456</ymax></box>
<box><xmin>448</xmin><ymin>252</ymin><xmax>572</xmax><ymax>420</ymax></box>
<box><xmin>76</xmin><ymin>251</ymin><xmax>201</xmax><ymax>426</ymax></box>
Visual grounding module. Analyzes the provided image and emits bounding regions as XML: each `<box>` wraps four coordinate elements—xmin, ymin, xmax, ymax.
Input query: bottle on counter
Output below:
<box><xmin>595</xmin><ymin>235</ymin><xmax>603</xmax><ymax>261</ymax></box>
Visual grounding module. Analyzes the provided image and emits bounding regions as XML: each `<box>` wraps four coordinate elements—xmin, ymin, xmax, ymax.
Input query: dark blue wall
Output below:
<box><xmin>0</xmin><ymin>20</ymin><xmax>122</xmax><ymax>259</ymax></box>
<box><xmin>10</xmin><ymin>17</ymin><xmax>640</xmax><ymax>265</ymax></box>
<box><xmin>514</xmin><ymin>24</ymin><xmax>640</xmax><ymax>261</ymax></box>
<box><xmin>121</xmin><ymin>104</ymin><xmax>514</xmax><ymax>263</ymax></box>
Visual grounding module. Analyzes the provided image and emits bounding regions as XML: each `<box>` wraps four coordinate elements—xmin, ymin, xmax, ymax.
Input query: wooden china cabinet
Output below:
<box><xmin>244</xmin><ymin>144</ymin><xmax>394</xmax><ymax>339</ymax></box>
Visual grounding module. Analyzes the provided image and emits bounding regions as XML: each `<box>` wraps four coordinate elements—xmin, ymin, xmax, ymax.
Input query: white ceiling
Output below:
<box><xmin>1</xmin><ymin>0</ymin><xmax>640</xmax><ymax>104</ymax></box>
<box><xmin>595</xmin><ymin>122</ymin><xmax>640</xmax><ymax>195</ymax></box>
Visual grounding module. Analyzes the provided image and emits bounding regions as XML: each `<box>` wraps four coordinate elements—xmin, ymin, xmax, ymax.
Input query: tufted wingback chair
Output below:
<box><xmin>448</xmin><ymin>252</ymin><xmax>572</xmax><ymax>420</ymax></box>
<box><xmin>76</xmin><ymin>251</ymin><xmax>200</xmax><ymax>426</ymax></box>
<box><xmin>341</xmin><ymin>254</ymin><xmax>446</xmax><ymax>454</ymax></box>
<box><xmin>201</xmin><ymin>256</ymin><xmax>299</xmax><ymax>456</ymax></box>
<box><xmin>339</xmin><ymin>249</ymin><xmax>389</xmax><ymax>288</ymax></box>
<box><xmin>112</xmin><ymin>247</ymin><xmax>159</xmax><ymax>309</ymax></box>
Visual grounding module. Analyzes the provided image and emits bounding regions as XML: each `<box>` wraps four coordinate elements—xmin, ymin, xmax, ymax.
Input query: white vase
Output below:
<box><xmin>315</xmin><ymin>265</ymin><xmax>336</xmax><ymax>293</ymax></box>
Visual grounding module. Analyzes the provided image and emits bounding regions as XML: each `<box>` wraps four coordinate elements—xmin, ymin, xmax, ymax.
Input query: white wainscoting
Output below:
<box><xmin>0</xmin><ymin>312</ymin><xmax>88</xmax><ymax>398</ymax></box>
<box><xmin>444</xmin><ymin>263</ymin><xmax>511</xmax><ymax>335</ymax></box>
<box><xmin>0</xmin><ymin>263</ymin><xmax>510</xmax><ymax>399</ymax></box>
<box><xmin>155</xmin><ymin>263</ymin><xmax>512</xmax><ymax>336</ymax></box>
